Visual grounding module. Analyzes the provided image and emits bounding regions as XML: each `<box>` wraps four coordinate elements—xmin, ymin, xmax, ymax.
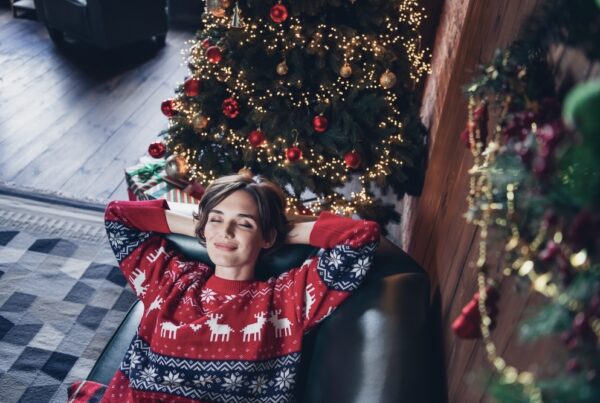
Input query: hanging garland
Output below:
<box><xmin>453</xmin><ymin>0</ymin><xmax>600</xmax><ymax>401</ymax></box>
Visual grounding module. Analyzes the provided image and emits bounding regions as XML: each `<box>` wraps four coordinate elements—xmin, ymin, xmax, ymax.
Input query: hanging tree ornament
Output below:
<box><xmin>184</xmin><ymin>77</ymin><xmax>201</xmax><ymax>97</ymax></box>
<box><xmin>270</xmin><ymin>1</ymin><xmax>288</xmax><ymax>23</ymax></box>
<box><xmin>286</xmin><ymin>129</ymin><xmax>302</xmax><ymax>162</ymax></box>
<box><xmin>222</xmin><ymin>97</ymin><xmax>240</xmax><ymax>118</ymax></box>
<box><xmin>161</xmin><ymin>99</ymin><xmax>178</xmax><ymax>117</ymax></box>
<box><xmin>148</xmin><ymin>141</ymin><xmax>166</xmax><ymax>158</ymax></box>
<box><xmin>248</xmin><ymin>129</ymin><xmax>266</xmax><ymax>147</ymax></box>
<box><xmin>312</xmin><ymin>114</ymin><xmax>328</xmax><ymax>133</ymax></box>
<box><xmin>344</xmin><ymin>150</ymin><xmax>361</xmax><ymax>169</ymax></box>
<box><xmin>238</xmin><ymin>167</ymin><xmax>253</xmax><ymax>177</ymax></box>
<box><xmin>340</xmin><ymin>63</ymin><xmax>352</xmax><ymax>78</ymax></box>
<box><xmin>165</xmin><ymin>155</ymin><xmax>189</xmax><ymax>180</ymax></box>
<box><xmin>276</xmin><ymin>60</ymin><xmax>288</xmax><ymax>75</ymax></box>
<box><xmin>206</xmin><ymin>46</ymin><xmax>223</xmax><ymax>64</ymax></box>
<box><xmin>286</xmin><ymin>146</ymin><xmax>302</xmax><ymax>162</ymax></box>
<box><xmin>380</xmin><ymin>70</ymin><xmax>397</xmax><ymax>89</ymax></box>
<box><xmin>229</xmin><ymin>1</ymin><xmax>244</xmax><ymax>28</ymax></box>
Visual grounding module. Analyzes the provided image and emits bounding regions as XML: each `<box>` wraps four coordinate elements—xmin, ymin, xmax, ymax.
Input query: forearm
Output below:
<box><xmin>285</xmin><ymin>220</ymin><xmax>316</xmax><ymax>244</ymax></box>
<box><xmin>165</xmin><ymin>207</ymin><xmax>197</xmax><ymax>238</ymax></box>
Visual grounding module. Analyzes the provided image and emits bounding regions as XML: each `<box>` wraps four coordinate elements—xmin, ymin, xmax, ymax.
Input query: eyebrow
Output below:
<box><xmin>209</xmin><ymin>209</ymin><xmax>258</xmax><ymax>222</ymax></box>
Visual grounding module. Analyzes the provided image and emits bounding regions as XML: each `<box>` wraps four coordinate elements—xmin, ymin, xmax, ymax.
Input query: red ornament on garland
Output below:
<box><xmin>160</xmin><ymin>99</ymin><xmax>178</xmax><ymax>117</ymax></box>
<box><xmin>206</xmin><ymin>46</ymin><xmax>223</xmax><ymax>64</ymax></box>
<box><xmin>184</xmin><ymin>78</ymin><xmax>201</xmax><ymax>97</ymax></box>
<box><xmin>202</xmin><ymin>37</ymin><xmax>213</xmax><ymax>49</ymax></box>
<box><xmin>312</xmin><ymin>115</ymin><xmax>328</xmax><ymax>132</ymax></box>
<box><xmin>344</xmin><ymin>150</ymin><xmax>361</xmax><ymax>169</ymax></box>
<box><xmin>270</xmin><ymin>3</ymin><xmax>288</xmax><ymax>23</ymax></box>
<box><xmin>248</xmin><ymin>130</ymin><xmax>266</xmax><ymax>147</ymax></box>
<box><xmin>452</xmin><ymin>285</ymin><xmax>499</xmax><ymax>339</ymax></box>
<box><xmin>285</xmin><ymin>146</ymin><xmax>302</xmax><ymax>162</ymax></box>
<box><xmin>222</xmin><ymin>98</ymin><xmax>240</xmax><ymax>118</ymax></box>
<box><xmin>148</xmin><ymin>141</ymin><xmax>166</xmax><ymax>158</ymax></box>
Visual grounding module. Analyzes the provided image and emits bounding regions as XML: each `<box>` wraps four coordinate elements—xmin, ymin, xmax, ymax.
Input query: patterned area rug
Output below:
<box><xmin>0</xmin><ymin>191</ymin><xmax>136</xmax><ymax>402</ymax></box>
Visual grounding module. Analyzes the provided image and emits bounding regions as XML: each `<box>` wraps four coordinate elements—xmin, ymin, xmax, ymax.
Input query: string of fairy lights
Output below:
<box><xmin>165</xmin><ymin>0</ymin><xmax>431</xmax><ymax>214</ymax></box>
<box><xmin>465</xmin><ymin>92</ymin><xmax>597</xmax><ymax>402</ymax></box>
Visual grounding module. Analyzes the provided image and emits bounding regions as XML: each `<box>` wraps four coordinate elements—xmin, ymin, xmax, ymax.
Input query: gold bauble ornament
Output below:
<box><xmin>276</xmin><ymin>61</ymin><xmax>288</xmax><ymax>75</ymax></box>
<box><xmin>165</xmin><ymin>155</ymin><xmax>189</xmax><ymax>180</ymax></box>
<box><xmin>340</xmin><ymin>63</ymin><xmax>352</xmax><ymax>78</ymax></box>
<box><xmin>237</xmin><ymin>167</ymin><xmax>253</xmax><ymax>177</ymax></box>
<box><xmin>380</xmin><ymin>70</ymin><xmax>397</xmax><ymax>89</ymax></box>
<box><xmin>193</xmin><ymin>114</ymin><xmax>209</xmax><ymax>131</ymax></box>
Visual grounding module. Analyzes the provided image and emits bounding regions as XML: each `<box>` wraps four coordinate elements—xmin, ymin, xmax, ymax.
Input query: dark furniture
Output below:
<box><xmin>33</xmin><ymin>0</ymin><xmax>169</xmax><ymax>49</ymax></box>
<box><xmin>87</xmin><ymin>233</ymin><xmax>436</xmax><ymax>402</ymax></box>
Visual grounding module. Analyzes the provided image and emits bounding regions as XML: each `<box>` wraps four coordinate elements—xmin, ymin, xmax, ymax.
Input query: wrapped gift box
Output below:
<box><xmin>125</xmin><ymin>158</ymin><xmax>167</xmax><ymax>201</ymax></box>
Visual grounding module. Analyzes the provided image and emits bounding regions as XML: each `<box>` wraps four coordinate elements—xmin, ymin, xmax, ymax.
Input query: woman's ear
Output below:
<box><xmin>262</xmin><ymin>229</ymin><xmax>277</xmax><ymax>249</ymax></box>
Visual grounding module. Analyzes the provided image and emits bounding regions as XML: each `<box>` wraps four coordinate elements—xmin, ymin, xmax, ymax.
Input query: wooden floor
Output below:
<box><xmin>0</xmin><ymin>6</ymin><xmax>195</xmax><ymax>203</ymax></box>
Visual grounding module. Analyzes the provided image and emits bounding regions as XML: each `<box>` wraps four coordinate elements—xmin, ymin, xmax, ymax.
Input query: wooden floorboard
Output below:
<box><xmin>0</xmin><ymin>6</ymin><xmax>194</xmax><ymax>203</ymax></box>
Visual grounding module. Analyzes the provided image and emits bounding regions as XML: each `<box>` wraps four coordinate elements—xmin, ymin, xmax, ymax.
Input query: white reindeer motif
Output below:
<box><xmin>207</xmin><ymin>313</ymin><xmax>234</xmax><ymax>342</ymax></box>
<box><xmin>129</xmin><ymin>268</ymin><xmax>147</xmax><ymax>297</ymax></box>
<box><xmin>241</xmin><ymin>312</ymin><xmax>267</xmax><ymax>342</ymax></box>
<box><xmin>146</xmin><ymin>246</ymin><xmax>170</xmax><ymax>263</ymax></box>
<box><xmin>304</xmin><ymin>283</ymin><xmax>316</xmax><ymax>318</ymax></box>
<box><xmin>145</xmin><ymin>296</ymin><xmax>164</xmax><ymax>316</ymax></box>
<box><xmin>160</xmin><ymin>321</ymin><xmax>183</xmax><ymax>340</ymax></box>
<box><xmin>269</xmin><ymin>310</ymin><xmax>293</xmax><ymax>338</ymax></box>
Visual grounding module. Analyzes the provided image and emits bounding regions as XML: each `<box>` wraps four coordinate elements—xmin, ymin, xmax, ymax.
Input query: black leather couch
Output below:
<box><xmin>87</xmin><ymin>233</ymin><xmax>436</xmax><ymax>402</ymax></box>
<box><xmin>33</xmin><ymin>0</ymin><xmax>169</xmax><ymax>49</ymax></box>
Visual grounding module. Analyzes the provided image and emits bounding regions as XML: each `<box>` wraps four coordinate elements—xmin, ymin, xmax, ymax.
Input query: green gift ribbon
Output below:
<box><xmin>131</xmin><ymin>161</ymin><xmax>165</xmax><ymax>182</ymax></box>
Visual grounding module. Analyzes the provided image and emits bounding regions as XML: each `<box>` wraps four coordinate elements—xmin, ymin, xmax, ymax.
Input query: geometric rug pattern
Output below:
<box><xmin>0</xmin><ymin>193</ymin><xmax>135</xmax><ymax>402</ymax></box>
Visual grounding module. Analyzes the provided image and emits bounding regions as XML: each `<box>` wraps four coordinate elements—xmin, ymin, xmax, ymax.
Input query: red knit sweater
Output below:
<box><xmin>69</xmin><ymin>199</ymin><xmax>380</xmax><ymax>402</ymax></box>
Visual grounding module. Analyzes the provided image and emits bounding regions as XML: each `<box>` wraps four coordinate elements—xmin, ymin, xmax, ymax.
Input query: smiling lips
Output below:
<box><xmin>214</xmin><ymin>242</ymin><xmax>237</xmax><ymax>251</ymax></box>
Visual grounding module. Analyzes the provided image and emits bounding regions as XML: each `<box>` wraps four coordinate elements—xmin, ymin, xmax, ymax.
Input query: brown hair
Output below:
<box><xmin>192</xmin><ymin>174</ymin><xmax>291</xmax><ymax>253</ymax></box>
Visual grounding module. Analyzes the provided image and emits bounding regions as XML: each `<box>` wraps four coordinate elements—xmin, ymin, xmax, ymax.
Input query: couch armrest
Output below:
<box><xmin>86</xmin><ymin>299</ymin><xmax>144</xmax><ymax>385</ymax></box>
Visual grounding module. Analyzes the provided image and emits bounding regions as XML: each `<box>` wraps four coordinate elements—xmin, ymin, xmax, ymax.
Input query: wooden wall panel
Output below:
<box><xmin>398</xmin><ymin>0</ymin><xmax>600</xmax><ymax>401</ymax></box>
<box><xmin>393</xmin><ymin>0</ymin><xmax>542</xmax><ymax>401</ymax></box>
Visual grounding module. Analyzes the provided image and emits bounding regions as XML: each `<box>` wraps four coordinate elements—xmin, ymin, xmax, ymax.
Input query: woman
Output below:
<box><xmin>69</xmin><ymin>174</ymin><xmax>380</xmax><ymax>402</ymax></box>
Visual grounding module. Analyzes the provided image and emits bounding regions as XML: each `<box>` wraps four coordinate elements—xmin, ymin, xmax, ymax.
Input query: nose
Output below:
<box><xmin>224</xmin><ymin>221</ymin><xmax>235</xmax><ymax>239</ymax></box>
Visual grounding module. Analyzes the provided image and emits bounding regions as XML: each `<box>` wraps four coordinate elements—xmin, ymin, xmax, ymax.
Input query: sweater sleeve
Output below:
<box><xmin>104</xmin><ymin>199</ymin><xmax>184</xmax><ymax>306</ymax></box>
<box><xmin>288</xmin><ymin>211</ymin><xmax>380</xmax><ymax>333</ymax></box>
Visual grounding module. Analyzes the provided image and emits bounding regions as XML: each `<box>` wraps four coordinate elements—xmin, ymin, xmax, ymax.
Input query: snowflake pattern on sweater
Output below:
<box><xmin>69</xmin><ymin>199</ymin><xmax>380</xmax><ymax>403</ymax></box>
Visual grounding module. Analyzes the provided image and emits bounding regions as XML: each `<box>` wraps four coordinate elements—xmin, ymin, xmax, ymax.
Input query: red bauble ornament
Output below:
<box><xmin>202</xmin><ymin>37</ymin><xmax>213</xmax><ymax>49</ymax></box>
<box><xmin>148</xmin><ymin>141</ymin><xmax>166</xmax><ymax>158</ymax></box>
<box><xmin>248</xmin><ymin>130</ymin><xmax>266</xmax><ymax>147</ymax></box>
<box><xmin>312</xmin><ymin>115</ymin><xmax>328</xmax><ymax>132</ymax></box>
<box><xmin>184</xmin><ymin>78</ymin><xmax>201</xmax><ymax>97</ymax></box>
<box><xmin>206</xmin><ymin>46</ymin><xmax>222</xmax><ymax>64</ymax></box>
<box><xmin>285</xmin><ymin>146</ymin><xmax>302</xmax><ymax>162</ymax></box>
<box><xmin>344</xmin><ymin>150</ymin><xmax>361</xmax><ymax>169</ymax></box>
<box><xmin>270</xmin><ymin>4</ymin><xmax>288</xmax><ymax>23</ymax></box>
<box><xmin>183</xmin><ymin>182</ymin><xmax>205</xmax><ymax>200</ymax></box>
<box><xmin>160</xmin><ymin>99</ymin><xmax>177</xmax><ymax>117</ymax></box>
<box><xmin>222</xmin><ymin>98</ymin><xmax>239</xmax><ymax>118</ymax></box>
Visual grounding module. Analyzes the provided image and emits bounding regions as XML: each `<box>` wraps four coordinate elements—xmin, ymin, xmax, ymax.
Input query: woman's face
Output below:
<box><xmin>204</xmin><ymin>190</ymin><xmax>274</xmax><ymax>274</ymax></box>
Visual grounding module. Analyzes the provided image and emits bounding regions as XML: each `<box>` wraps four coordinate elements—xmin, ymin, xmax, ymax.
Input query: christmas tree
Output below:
<box><xmin>156</xmin><ymin>0</ymin><xmax>430</xmax><ymax>226</ymax></box>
